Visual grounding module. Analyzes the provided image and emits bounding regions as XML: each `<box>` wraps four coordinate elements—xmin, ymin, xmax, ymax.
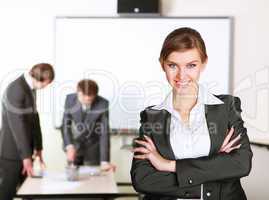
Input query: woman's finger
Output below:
<box><xmin>225</xmin><ymin>144</ymin><xmax>242</xmax><ymax>153</ymax></box>
<box><xmin>134</xmin><ymin>154</ymin><xmax>148</xmax><ymax>160</ymax></box>
<box><xmin>221</xmin><ymin>127</ymin><xmax>234</xmax><ymax>148</ymax></box>
<box><xmin>222</xmin><ymin>133</ymin><xmax>241</xmax><ymax>152</ymax></box>
<box><xmin>144</xmin><ymin>135</ymin><xmax>156</xmax><ymax>150</ymax></box>
<box><xmin>22</xmin><ymin>168</ymin><xmax>26</xmax><ymax>175</ymax></box>
<box><xmin>226</xmin><ymin>144</ymin><xmax>241</xmax><ymax>153</ymax></box>
<box><xmin>132</xmin><ymin>147</ymin><xmax>151</xmax><ymax>154</ymax></box>
<box><xmin>135</xmin><ymin>140</ymin><xmax>153</xmax><ymax>151</ymax></box>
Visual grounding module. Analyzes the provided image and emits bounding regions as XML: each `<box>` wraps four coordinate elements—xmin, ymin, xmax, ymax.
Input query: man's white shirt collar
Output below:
<box><xmin>24</xmin><ymin>71</ymin><xmax>34</xmax><ymax>90</ymax></box>
<box><xmin>82</xmin><ymin>104</ymin><xmax>91</xmax><ymax>111</ymax></box>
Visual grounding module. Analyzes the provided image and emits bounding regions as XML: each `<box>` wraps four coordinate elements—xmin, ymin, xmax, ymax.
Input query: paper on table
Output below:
<box><xmin>42</xmin><ymin>171</ymin><xmax>66</xmax><ymax>180</ymax></box>
<box><xmin>79</xmin><ymin>166</ymin><xmax>101</xmax><ymax>176</ymax></box>
<box><xmin>37</xmin><ymin>167</ymin><xmax>101</xmax><ymax>192</ymax></box>
<box><xmin>40</xmin><ymin>180</ymin><xmax>81</xmax><ymax>192</ymax></box>
<box><xmin>39</xmin><ymin>171</ymin><xmax>81</xmax><ymax>192</ymax></box>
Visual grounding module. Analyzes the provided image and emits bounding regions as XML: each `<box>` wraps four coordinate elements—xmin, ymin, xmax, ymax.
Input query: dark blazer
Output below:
<box><xmin>61</xmin><ymin>93</ymin><xmax>110</xmax><ymax>164</ymax></box>
<box><xmin>0</xmin><ymin>75</ymin><xmax>42</xmax><ymax>161</ymax></box>
<box><xmin>131</xmin><ymin>95</ymin><xmax>253</xmax><ymax>200</ymax></box>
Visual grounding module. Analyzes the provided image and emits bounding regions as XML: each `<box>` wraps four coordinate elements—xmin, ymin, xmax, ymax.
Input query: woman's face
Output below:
<box><xmin>162</xmin><ymin>48</ymin><xmax>207</xmax><ymax>91</ymax></box>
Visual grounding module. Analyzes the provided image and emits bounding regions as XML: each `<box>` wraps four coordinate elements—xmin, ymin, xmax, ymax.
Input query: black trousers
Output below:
<box><xmin>0</xmin><ymin>158</ymin><xmax>24</xmax><ymax>200</ymax></box>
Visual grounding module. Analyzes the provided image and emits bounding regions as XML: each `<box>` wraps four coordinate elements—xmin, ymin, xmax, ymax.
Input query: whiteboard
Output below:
<box><xmin>54</xmin><ymin>17</ymin><xmax>232</xmax><ymax>129</ymax></box>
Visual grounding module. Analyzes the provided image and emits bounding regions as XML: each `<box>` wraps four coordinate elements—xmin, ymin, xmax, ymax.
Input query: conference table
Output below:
<box><xmin>16</xmin><ymin>166</ymin><xmax>138</xmax><ymax>199</ymax></box>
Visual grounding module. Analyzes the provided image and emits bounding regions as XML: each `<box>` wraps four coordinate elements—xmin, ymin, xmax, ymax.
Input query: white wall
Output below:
<box><xmin>54</xmin><ymin>17</ymin><xmax>232</xmax><ymax>129</ymax></box>
<box><xmin>0</xmin><ymin>0</ymin><xmax>268</xmax><ymax>140</ymax></box>
<box><xmin>0</xmin><ymin>0</ymin><xmax>268</xmax><ymax>198</ymax></box>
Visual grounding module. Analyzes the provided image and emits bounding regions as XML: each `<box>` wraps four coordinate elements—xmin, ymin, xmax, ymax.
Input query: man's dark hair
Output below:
<box><xmin>29</xmin><ymin>63</ymin><xmax>55</xmax><ymax>83</ymax></box>
<box><xmin>77</xmin><ymin>79</ymin><xmax>98</xmax><ymax>96</ymax></box>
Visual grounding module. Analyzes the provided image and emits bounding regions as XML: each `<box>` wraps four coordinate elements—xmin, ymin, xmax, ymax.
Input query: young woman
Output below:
<box><xmin>131</xmin><ymin>27</ymin><xmax>252</xmax><ymax>200</ymax></box>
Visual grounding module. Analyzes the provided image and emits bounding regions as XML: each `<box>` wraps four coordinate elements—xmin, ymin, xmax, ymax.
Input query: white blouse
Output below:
<box><xmin>152</xmin><ymin>84</ymin><xmax>224</xmax><ymax>200</ymax></box>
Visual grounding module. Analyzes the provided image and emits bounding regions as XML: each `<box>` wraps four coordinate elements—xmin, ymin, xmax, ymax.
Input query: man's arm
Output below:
<box><xmin>99</xmin><ymin>105</ymin><xmax>110</xmax><ymax>162</ymax></box>
<box><xmin>4</xmin><ymin>87</ymin><xmax>32</xmax><ymax>160</ymax></box>
<box><xmin>33</xmin><ymin>112</ymin><xmax>43</xmax><ymax>150</ymax></box>
<box><xmin>62</xmin><ymin>96</ymin><xmax>74</xmax><ymax>148</ymax></box>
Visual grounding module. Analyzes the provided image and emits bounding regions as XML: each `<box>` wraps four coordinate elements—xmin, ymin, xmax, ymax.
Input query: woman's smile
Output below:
<box><xmin>174</xmin><ymin>80</ymin><xmax>191</xmax><ymax>88</ymax></box>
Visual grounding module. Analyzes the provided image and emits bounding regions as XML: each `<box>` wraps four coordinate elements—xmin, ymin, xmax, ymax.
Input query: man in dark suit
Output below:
<box><xmin>62</xmin><ymin>79</ymin><xmax>115</xmax><ymax>171</ymax></box>
<box><xmin>0</xmin><ymin>63</ymin><xmax>54</xmax><ymax>200</ymax></box>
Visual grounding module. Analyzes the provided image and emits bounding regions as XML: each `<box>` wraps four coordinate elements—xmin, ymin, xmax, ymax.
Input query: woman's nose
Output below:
<box><xmin>176</xmin><ymin>68</ymin><xmax>187</xmax><ymax>80</ymax></box>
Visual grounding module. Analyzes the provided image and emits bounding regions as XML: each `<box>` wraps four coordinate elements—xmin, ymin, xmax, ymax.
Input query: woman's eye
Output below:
<box><xmin>187</xmin><ymin>64</ymin><xmax>196</xmax><ymax>68</ymax></box>
<box><xmin>168</xmin><ymin>64</ymin><xmax>177</xmax><ymax>69</ymax></box>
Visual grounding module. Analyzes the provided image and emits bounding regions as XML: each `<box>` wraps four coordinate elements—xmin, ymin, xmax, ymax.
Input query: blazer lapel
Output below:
<box><xmin>73</xmin><ymin>98</ymin><xmax>83</xmax><ymax>122</ymax></box>
<box><xmin>149</xmin><ymin>103</ymin><xmax>227</xmax><ymax>159</ymax></box>
<box><xmin>205</xmin><ymin>104</ymin><xmax>228</xmax><ymax>156</ymax></box>
<box><xmin>150</xmin><ymin>110</ymin><xmax>176</xmax><ymax>160</ymax></box>
<box><xmin>84</xmin><ymin>106</ymin><xmax>98</xmax><ymax>128</ymax></box>
<box><xmin>83</xmin><ymin>99</ymin><xmax>100</xmax><ymax>126</ymax></box>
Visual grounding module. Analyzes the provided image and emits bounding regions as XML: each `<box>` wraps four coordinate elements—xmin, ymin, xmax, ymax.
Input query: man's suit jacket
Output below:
<box><xmin>131</xmin><ymin>95</ymin><xmax>253</xmax><ymax>200</ymax></box>
<box><xmin>0</xmin><ymin>75</ymin><xmax>42</xmax><ymax>161</ymax></box>
<box><xmin>62</xmin><ymin>93</ymin><xmax>110</xmax><ymax>164</ymax></box>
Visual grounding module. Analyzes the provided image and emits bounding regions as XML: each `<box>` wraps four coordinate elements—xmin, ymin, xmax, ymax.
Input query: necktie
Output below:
<box><xmin>81</xmin><ymin>105</ymin><xmax>91</xmax><ymax>121</ymax></box>
<box><xmin>82</xmin><ymin>109</ymin><xmax>87</xmax><ymax>122</ymax></box>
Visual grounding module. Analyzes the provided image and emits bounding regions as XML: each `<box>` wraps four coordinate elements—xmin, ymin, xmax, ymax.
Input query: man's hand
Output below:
<box><xmin>22</xmin><ymin>158</ymin><xmax>34</xmax><ymax>177</ymax></box>
<box><xmin>101</xmin><ymin>162</ymin><xmax>116</xmax><ymax>172</ymax></box>
<box><xmin>33</xmin><ymin>150</ymin><xmax>46</xmax><ymax>170</ymax></box>
<box><xmin>66</xmin><ymin>145</ymin><xmax>76</xmax><ymax>162</ymax></box>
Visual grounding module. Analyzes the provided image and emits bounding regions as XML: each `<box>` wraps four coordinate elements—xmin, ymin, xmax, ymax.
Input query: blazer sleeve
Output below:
<box><xmin>175</xmin><ymin>96</ymin><xmax>253</xmax><ymax>188</ymax></box>
<box><xmin>61</xmin><ymin>96</ymin><xmax>74</xmax><ymax>147</ymax></box>
<box><xmin>99</xmin><ymin>103</ymin><xmax>110</xmax><ymax>162</ymax></box>
<box><xmin>130</xmin><ymin>111</ymin><xmax>201</xmax><ymax>198</ymax></box>
<box><xmin>4</xmin><ymin>87</ymin><xmax>32</xmax><ymax>159</ymax></box>
<box><xmin>33</xmin><ymin>112</ymin><xmax>43</xmax><ymax>150</ymax></box>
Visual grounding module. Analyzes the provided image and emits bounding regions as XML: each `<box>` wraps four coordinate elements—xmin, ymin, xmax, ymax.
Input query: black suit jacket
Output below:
<box><xmin>131</xmin><ymin>95</ymin><xmax>253</xmax><ymax>200</ymax></box>
<box><xmin>0</xmin><ymin>75</ymin><xmax>42</xmax><ymax>161</ymax></box>
<box><xmin>61</xmin><ymin>93</ymin><xmax>110</xmax><ymax>164</ymax></box>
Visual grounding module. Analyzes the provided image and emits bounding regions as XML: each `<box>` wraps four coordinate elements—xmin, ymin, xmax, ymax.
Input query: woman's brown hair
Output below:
<box><xmin>159</xmin><ymin>27</ymin><xmax>208</xmax><ymax>64</ymax></box>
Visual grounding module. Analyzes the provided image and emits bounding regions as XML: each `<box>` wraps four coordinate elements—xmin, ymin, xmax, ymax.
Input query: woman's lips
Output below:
<box><xmin>174</xmin><ymin>80</ymin><xmax>190</xmax><ymax>87</ymax></box>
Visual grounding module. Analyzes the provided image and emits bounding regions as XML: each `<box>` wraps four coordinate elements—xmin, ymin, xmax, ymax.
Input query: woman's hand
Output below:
<box><xmin>219</xmin><ymin>127</ymin><xmax>241</xmax><ymax>153</ymax></box>
<box><xmin>133</xmin><ymin>135</ymin><xmax>176</xmax><ymax>172</ymax></box>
